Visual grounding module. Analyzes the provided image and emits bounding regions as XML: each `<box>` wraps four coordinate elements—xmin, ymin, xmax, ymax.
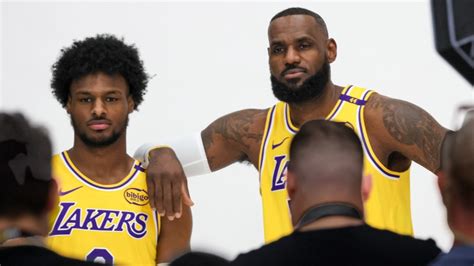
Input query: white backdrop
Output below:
<box><xmin>1</xmin><ymin>0</ymin><xmax>473</xmax><ymax>259</ymax></box>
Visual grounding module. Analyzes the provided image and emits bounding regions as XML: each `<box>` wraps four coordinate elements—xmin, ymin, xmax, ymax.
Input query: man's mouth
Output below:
<box><xmin>87</xmin><ymin>120</ymin><xmax>111</xmax><ymax>131</ymax></box>
<box><xmin>283</xmin><ymin>68</ymin><xmax>306</xmax><ymax>80</ymax></box>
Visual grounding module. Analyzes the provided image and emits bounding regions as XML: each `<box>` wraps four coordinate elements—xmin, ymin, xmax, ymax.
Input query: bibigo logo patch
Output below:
<box><xmin>124</xmin><ymin>188</ymin><xmax>149</xmax><ymax>206</ymax></box>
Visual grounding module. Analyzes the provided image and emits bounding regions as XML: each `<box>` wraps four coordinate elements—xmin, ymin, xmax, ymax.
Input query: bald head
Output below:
<box><xmin>288</xmin><ymin>120</ymin><xmax>363</xmax><ymax>202</ymax></box>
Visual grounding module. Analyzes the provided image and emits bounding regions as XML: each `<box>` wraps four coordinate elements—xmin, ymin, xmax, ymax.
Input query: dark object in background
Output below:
<box><xmin>171</xmin><ymin>252</ymin><xmax>230</xmax><ymax>266</ymax></box>
<box><xmin>432</xmin><ymin>0</ymin><xmax>474</xmax><ymax>85</ymax></box>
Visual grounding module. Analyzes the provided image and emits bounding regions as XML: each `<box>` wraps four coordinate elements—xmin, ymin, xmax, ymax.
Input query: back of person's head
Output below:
<box><xmin>0</xmin><ymin>113</ymin><xmax>53</xmax><ymax>219</ymax></box>
<box><xmin>441</xmin><ymin>119</ymin><xmax>474</xmax><ymax>211</ymax></box>
<box><xmin>287</xmin><ymin>120</ymin><xmax>365</xmax><ymax>216</ymax></box>
<box><xmin>171</xmin><ymin>251</ymin><xmax>229</xmax><ymax>266</ymax></box>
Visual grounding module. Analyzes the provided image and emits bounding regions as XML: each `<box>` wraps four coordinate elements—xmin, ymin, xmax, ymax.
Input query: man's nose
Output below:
<box><xmin>91</xmin><ymin>99</ymin><xmax>107</xmax><ymax>117</ymax></box>
<box><xmin>285</xmin><ymin>46</ymin><xmax>301</xmax><ymax>65</ymax></box>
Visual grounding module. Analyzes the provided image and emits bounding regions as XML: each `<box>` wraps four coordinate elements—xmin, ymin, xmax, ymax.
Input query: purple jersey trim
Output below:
<box><xmin>357</xmin><ymin>91</ymin><xmax>400</xmax><ymax>178</ymax></box>
<box><xmin>339</xmin><ymin>94</ymin><xmax>367</xmax><ymax>106</ymax></box>
<box><xmin>61</xmin><ymin>152</ymin><xmax>141</xmax><ymax>190</ymax></box>
<box><xmin>327</xmin><ymin>85</ymin><xmax>353</xmax><ymax>121</ymax></box>
<box><xmin>259</xmin><ymin>106</ymin><xmax>276</xmax><ymax>172</ymax></box>
<box><xmin>284</xmin><ymin>104</ymin><xmax>298</xmax><ymax>134</ymax></box>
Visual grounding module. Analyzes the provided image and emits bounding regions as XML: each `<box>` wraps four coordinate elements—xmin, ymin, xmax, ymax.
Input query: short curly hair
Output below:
<box><xmin>51</xmin><ymin>34</ymin><xmax>148</xmax><ymax>110</ymax></box>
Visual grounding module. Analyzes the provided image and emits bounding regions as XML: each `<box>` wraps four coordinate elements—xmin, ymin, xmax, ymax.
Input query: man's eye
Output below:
<box><xmin>106</xmin><ymin>97</ymin><xmax>118</xmax><ymax>102</ymax></box>
<box><xmin>299</xmin><ymin>42</ymin><xmax>311</xmax><ymax>49</ymax></box>
<box><xmin>272</xmin><ymin>46</ymin><xmax>285</xmax><ymax>54</ymax></box>
<box><xmin>79</xmin><ymin>98</ymin><xmax>92</xmax><ymax>103</ymax></box>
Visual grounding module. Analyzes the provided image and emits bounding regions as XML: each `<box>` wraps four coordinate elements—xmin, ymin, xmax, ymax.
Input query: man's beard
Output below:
<box><xmin>71</xmin><ymin>116</ymin><xmax>128</xmax><ymax>148</ymax></box>
<box><xmin>271</xmin><ymin>60</ymin><xmax>330</xmax><ymax>104</ymax></box>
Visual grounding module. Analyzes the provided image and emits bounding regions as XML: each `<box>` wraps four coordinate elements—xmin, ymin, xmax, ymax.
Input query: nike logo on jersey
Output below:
<box><xmin>272</xmin><ymin>137</ymin><xmax>289</xmax><ymax>150</ymax></box>
<box><xmin>59</xmin><ymin>186</ymin><xmax>83</xmax><ymax>196</ymax></box>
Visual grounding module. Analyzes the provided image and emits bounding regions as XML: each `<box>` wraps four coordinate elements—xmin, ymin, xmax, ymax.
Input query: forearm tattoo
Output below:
<box><xmin>202</xmin><ymin>109</ymin><xmax>264</xmax><ymax>168</ymax></box>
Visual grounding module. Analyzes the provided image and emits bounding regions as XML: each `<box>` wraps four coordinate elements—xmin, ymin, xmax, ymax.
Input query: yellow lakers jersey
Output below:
<box><xmin>47</xmin><ymin>152</ymin><xmax>159</xmax><ymax>266</ymax></box>
<box><xmin>259</xmin><ymin>85</ymin><xmax>413</xmax><ymax>243</ymax></box>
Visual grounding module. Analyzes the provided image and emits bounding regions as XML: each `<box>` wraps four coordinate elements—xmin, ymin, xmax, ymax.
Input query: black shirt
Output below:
<box><xmin>0</xmin><ymin>245</ymin><xmax>104</xmax><ymax>266</ymax></box>
<box><xmin>231</xmin><ymin>225</ymin><xmax>441</xmax><ymax>266</ymax></box>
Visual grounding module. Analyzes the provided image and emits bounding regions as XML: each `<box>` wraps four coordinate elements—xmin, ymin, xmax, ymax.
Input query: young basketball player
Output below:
<box><xmin>47</xmin><ymin>34</ymin><xmax>191</xmax><ymax>265</ymax></box>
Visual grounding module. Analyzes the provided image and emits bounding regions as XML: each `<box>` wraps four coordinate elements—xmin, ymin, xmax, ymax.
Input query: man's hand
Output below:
<box><xmin>147</xmin><ymin>147</ymin><xmax>193</xmax><ymax>220</ymax></box>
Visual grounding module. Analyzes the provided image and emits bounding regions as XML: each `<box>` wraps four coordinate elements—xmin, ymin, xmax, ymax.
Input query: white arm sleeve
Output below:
<box><xmin>133</xmin><ymin>132</ymin><xmax>212</xmax><ymax>177</ymax></box>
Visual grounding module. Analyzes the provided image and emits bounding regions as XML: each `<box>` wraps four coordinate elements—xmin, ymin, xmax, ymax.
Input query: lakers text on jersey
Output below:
<box><xmin>47</xmin><ymin>152</ymin><xmax>159</xmax><ymax>266</ymax></box>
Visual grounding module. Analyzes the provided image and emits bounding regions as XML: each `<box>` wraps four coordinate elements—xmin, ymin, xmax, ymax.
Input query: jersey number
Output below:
<box><xmin>86</xmin><ymin>248</ymin><xmax>114</xmax><ymax>264</ymax></box>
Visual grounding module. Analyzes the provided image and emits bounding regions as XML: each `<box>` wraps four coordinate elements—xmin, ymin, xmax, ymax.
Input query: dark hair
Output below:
<box><xmin>271</xmin><ymin>7</ymin><xmax>328</xmax><ymax>37</ymax></box>
<box><xmin>171</xmin><ymin>252</ymin><xmax>229</xmax><ymax>266</ymax></box>
<box><xmin>0</xmin><ymin>113</ymin><xmax>53</xmax><ymax>218</ymax></box>
<box><xmin>51</xmin><ymin>34</ymin><xmax>148</xmax><ymax>110</ymax></box>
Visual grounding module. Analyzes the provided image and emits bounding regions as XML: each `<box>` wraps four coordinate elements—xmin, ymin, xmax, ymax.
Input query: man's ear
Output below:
<box><xmin>66</xmin><ymin>96</ymin><xmax>72</xmax><ymax>114</ymax></box>
<box><xmin>326</xmin><ymin>38</ymin><xmax>337</xmax><ymax>63</ymax></box>
<box><xmin>128</xmin><ymin>95</ymin><xmax>135</xmax><ymax>113</ymax></box>
<box><xmin>46</xmin><ymin>178</ymin><xmax>59</xmax><ymax>214</ymax></box>
<box><xmin>437</xmin><ymin>171</ymin><xmax>445</xmax><ymax>192</ymax></box>
<box><xmin>437</xmin><ymin>171</ymin><xmax>449</xmax><ymax>207</ymax></box>
<box><xmin>361</xmin><ymin>174</ymin><xmax>372</xmax><ymax>202</ymax></box>
<box><xmin>286</xmin><ymin>168</ymin><xmax>296</xmax><ymax>200</ymax></box>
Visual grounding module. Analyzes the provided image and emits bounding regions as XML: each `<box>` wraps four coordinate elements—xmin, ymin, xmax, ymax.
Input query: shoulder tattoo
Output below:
<box><xmin>368</xmin><ymin>95</ymin><xmax>445</xmax><ymax>171</ymax></box>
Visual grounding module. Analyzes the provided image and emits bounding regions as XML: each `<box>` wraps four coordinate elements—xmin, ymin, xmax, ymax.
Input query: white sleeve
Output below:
<box><xmin>133</xmin><ymin>132</ymin><xmax>212</xmax><ymax>177</ymax></box>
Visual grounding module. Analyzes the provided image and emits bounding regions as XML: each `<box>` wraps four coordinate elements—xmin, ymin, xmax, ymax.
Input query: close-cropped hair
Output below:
<box><xmin>0</xmin><ymin>113</ymin><xmax>53</xmax><ymax>218</ymax></box>
<box><xmin>51</xmin><ymin>34</ymin><xmax>149</xmax><ymax>110</ymax></box>
<box><xmin>448</xmin><ymin>120</ymin><xmax>474</xmax><ymax>209</ymax></box>
<box><xmin>289</xmin><ymin>120</ymin><xmax>363</xmax><ymax>170</ymax></box>
<box><xmin>270</xmin><ymin>7</ymin><xmax>328</xmax><ymax>37</ymax></box>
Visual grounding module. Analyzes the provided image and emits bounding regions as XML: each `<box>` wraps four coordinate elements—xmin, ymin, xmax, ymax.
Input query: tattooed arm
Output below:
<box><xmin>202</xmin><ymin>109</ymin><xmax>267</xmax><ymax>170</ymax></box>
<box><xmin>364</xmin><ymin>93</ymin><xmax>448</xmax><ymax>173</ymax></box>
<box><xmin>145</xmin><ymin>109</ymin><xmax>267</xmax><ymax>219</ymax></box>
